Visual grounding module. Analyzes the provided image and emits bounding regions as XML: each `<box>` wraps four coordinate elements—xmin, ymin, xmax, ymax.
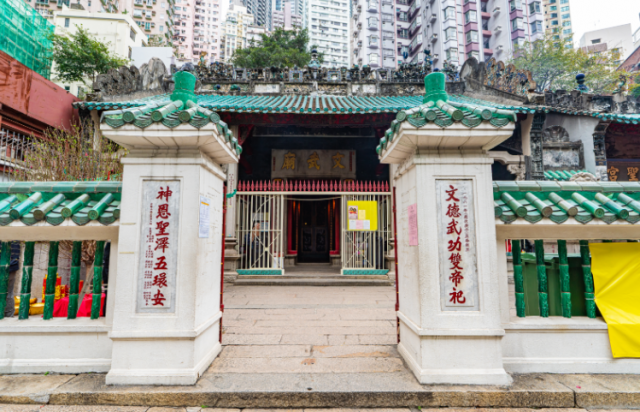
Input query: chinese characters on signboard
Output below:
<box><xmin>607</xmin><ymin>161</ymin><xmax>640</xmax><ymax>182</ymax></box>
<box><xmin>271</xmin><ymin>150</ymin><xmax>356</xmax><ymax>179</ymax></box>
<box><xmin>436</xmin><ymin>180</ymin><xmax>479</xmax><ymax>311</ymax></box>
<box><xmin>137</xmin><ymin>181</ymin><xmax>180</xmax><ymax>313</ymax></box>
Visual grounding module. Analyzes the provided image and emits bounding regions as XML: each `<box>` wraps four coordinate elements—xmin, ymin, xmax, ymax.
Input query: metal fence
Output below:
<box><xmin>236</xmin><ymin>193</ymin><xmax>285</xmax><ymax>275</ymax></box>
<box><xmin>0</xmin><ymin>128</ymin><xmax>32</xmax><ymax>182</ymax></box>
<box><xmin>341</xmin><ymin>193</ymin><xmax>392</xmax><ymax>275</ymax></box>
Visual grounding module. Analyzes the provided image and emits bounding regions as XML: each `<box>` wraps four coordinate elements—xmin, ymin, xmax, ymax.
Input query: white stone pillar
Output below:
<box><xmin>379</xmin><ymin>72</ymin><xmax>515</xmax><ymax>385</ymax></box>
<box><xmin>99</xmin><ymin>71</ymin><xmax>240</xmax><ymax>384</ymax></box>
<box><xmin>106</xmin><ymin>152</ymin><xmax>226</xmax><ymax>385</ymax></box>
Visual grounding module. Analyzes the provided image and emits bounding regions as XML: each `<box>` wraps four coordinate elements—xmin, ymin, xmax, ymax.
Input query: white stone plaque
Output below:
<box><xmin>137</xmin><ymin>180</ymin><xmax>181</xmax><ymax>313</ymax></box>
<box><xmin>436</xmin><ymin>180</ymin><xmax>479</xmax><ymax>311</ymax></box>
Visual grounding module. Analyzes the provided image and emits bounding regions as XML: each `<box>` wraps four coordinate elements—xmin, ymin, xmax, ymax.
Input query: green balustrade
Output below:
<box><xmin>580</xmin><ymin>240</ymin><xmax>597</xmax><ymax>318</ymax></box>
<box><xmin>91</xmin><ymin>241</ymin><xmax>105</xmax><ymax>319</ymax></box>
<box><xmin>0</xmin><ymin>242</ymin><xmax>11</xmax><ymax>319</ymax></box>
<box><xmin>18</xmin><ymin>242</ymin><xmax>35</xmax><ymax>320</ymax></box>
<box><xmin>67</xmin><ymin>242</ymin><xmax>82</xmax><ymax>319</ymax></box>
<box><xmin>43</xmin><ymin>241</ymin><xmax>59</xmax><ymax>320</ymax></box>
<box><xmin>511</xmin><ymin>240</ymin><xmax>525</xmax><ymax>317</ymax></box>
<box><xmin>557</xmin><ymin>240</ymin><xmax>571</xmax><ymax>318</ymax></box>
<box><xmin>534</xmin><ymin>240</ymin><xmax>549</xmax><ymax>317</ymax></box>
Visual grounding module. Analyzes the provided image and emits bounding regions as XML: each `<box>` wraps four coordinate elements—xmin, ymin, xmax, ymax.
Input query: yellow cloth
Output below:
<box><xmin>590</xmin><ymin>243</ymin><xmax>640</xmax><ymax>358</ymax></box>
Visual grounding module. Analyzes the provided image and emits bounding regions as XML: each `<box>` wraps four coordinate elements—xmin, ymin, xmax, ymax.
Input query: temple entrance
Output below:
<box><xmin>298</xmin><ymin>199</ymin><xmax>330</xmax><ymax>263</ymax></box>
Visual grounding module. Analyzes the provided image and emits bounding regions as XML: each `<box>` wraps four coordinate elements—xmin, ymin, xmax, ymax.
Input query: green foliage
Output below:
<box><xmin>50</xmin><ymin>25</ymin><xmax>129</xmax><ymax>86</ymax></box>
<box><xmin>230</xmin><ymin>28</ymin><xmax>323</xmax><ymax>68</ymax></box>
<box><xmin>510</xmin><ymin>32</ymin><xmax>629</xmax><ymax>94</ymax></box>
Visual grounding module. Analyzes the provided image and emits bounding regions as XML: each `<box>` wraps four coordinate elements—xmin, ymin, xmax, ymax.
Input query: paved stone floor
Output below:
<box><xmin>213</xmin><ymin>285</ymin><xmax>400</xmax><ymax>374</ymax></box>
<box><xmin>0</xmin><ymin>407</ymin><xmax>624</xmax><ymax>412</ymax></box>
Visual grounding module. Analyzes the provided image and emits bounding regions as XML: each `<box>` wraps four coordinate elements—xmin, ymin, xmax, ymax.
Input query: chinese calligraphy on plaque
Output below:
<box><xmin>137</xmin><ymin>180</ymin><xmax>180</xmax><ymax>313</ymax></box>
<box><xmin>271</xmin><ymin>150</ymin><xmax>356</xmax><ymax>179</ymax></box>
<box><xmin>436</xmin><ymin>180</ymin><xmax>478</xmax><ymax>311</ymax></box>
<box><xmin>607</xmin><ymin>161</ymin><xmax>640</xmax><ymax>181</ymax></box>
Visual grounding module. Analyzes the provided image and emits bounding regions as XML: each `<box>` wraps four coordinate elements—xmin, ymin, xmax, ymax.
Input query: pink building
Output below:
<box><xmin>173</xmin><ymin>0</ymin><xmax>222</xmax><ymax>63</ymax></box>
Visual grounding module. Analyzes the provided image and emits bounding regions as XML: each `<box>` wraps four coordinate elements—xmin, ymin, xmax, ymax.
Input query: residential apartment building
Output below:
<box><xmin>220</xmin><ymin>0</ymin><xmax>255</xmax><ymax>62</ymax></box>
<box><xmin>244</xmin><ymin>0</ymin><xmax>271</xmax><ymax>29</ymax></box>
<box><xmin>350</xmin><ymin>0</ymin><xmax>396</xmax><ymax>68</ymax></box>
<box><xmin>272</xmin><ymin>0</ymin><xmax>302</xmax><ymax>30</ymax></box>
<box><xmin>52</xmin><ymin>6</ymin><xmax>147</xmax><ymax>96</ymax></box>
<box><xmin>26</xmin><ymin>0</ymin><xmax>119</xmax><ymax>21</ymax></box>
<box><xmin>305</xmin><ymin>0</ymin><xmax>350</xmax><ymax>68</ymax></box>
<box><xmin>579</xmin><ymin>24</ymin><xmax>633</xmax><ymax>63</ymax></box>
<box><xmin>543</xmin><ymin>0</ymin><xmax>572</xmax><ymax>41</ymax></box>
<box><xmin>394</xmin><ymin>0</ymin><xmax>544</xmax><ymax>71</ymax></box>
<box><xmin>247</xmin><ymin>23</ymin><xmax>267</xmax><ymax>43</ymax></box>
<box><xmin>172</xmin><ymin>0</ymin><xmax>222</xmax><ymax>63</ymax></box>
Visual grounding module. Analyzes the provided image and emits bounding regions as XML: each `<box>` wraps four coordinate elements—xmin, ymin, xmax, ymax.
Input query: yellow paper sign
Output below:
<box><xmin>591</xmin><ymin>243</ymin><xmax>640</xmax><ymax>358</ymax></box>
<box><xmin>347</xmin><ymin>201</ymin><xmax>377</xmax><ymax>231</ymax></box>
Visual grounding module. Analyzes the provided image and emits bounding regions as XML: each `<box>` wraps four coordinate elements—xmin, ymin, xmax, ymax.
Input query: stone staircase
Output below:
<box><xmin>233</xmin><ymin>263</ymin><xmax>394</xmax><ymax>286</ymax></box>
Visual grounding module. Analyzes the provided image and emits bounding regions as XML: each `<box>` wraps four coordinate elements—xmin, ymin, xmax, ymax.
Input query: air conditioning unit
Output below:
<box><xmin>495</xmin><ymin>25</ymin><xmax>502</xmax><ymax>32</ymax></box>
<box><xmin>493</xmin><ymin>6</ymin><xmax>500</xmax><ymax>14</ymax></box>
<box><xmin>496</xmin><ymin>45</ymin><xmax>504</xmax><ymax>52</ymax></box>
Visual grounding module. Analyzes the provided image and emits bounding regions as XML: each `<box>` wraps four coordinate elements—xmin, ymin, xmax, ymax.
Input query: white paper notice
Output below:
<box><xmin>199</xmin><ymin>196</ymin><xmax>210</xmax><ymax>238</ymax></box>
<box><xmin>349</xmin><ymin>220</ymin><xmax>357</xmax><ymax>230</ymax></box>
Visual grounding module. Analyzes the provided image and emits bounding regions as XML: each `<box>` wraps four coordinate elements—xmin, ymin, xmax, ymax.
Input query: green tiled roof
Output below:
<box><xmin>376</xmin><ymin>73</ymin><xmax>517</xmax><ymax>155</ymax></box>
<box><xmin>544</xmin><ymin>170</ymin><xmax>589</xmax><ymax>181</ymax></box>
<box><xmin>0</xmin><ymin>182</ymin><xmax>121</xmax><ymax>226</ymax></box>
<box><xmin>494</xmin><ymin>181</ymin><xmax>640</xmax><ymax>225</ymax></box>
<box><xmin>99</xmin><ymin>72</ymin><xmax>242</xmax><ymax>156</ymax></box>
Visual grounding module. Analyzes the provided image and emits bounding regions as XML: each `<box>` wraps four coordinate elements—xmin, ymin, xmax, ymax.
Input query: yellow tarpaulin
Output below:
<box><xmin>590</xmin><ymin>243</ymin><xmax>640</xmax><ymax>358</ymax></box>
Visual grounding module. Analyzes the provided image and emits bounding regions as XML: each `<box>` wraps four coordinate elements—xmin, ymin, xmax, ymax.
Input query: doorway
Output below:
<box><xmin>298</xmin><ymin>200</ymin><xmax>330</xmax><ymax>263</ymax></box>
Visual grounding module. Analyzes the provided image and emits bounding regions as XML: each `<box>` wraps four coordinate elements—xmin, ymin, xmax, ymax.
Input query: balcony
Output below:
<box><xmin>367</xmin><ymin>2</ymin><xmax>377</xmax><ymax>11</ymax></box>
<box><xmin>482</xmin><ymin>29</ymin><xmax>492</xmax><ymax>37</ymax></box>
<box><xmin>368</xmin><ymin>20</ymin><xmax>378</xmax><ymax>29</ymax></box>
<box><xmin>369</xmin><ymin>39</ymin><xmax>379</xmax><ymax>48</ymax></box>
<box><xmin>484</xmin><ymin>48</ymin><xmax>493</xmax><ymax>55</ymax></box>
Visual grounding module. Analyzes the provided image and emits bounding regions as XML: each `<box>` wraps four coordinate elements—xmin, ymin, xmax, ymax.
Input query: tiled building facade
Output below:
<box><xmin>350</xmin><ymin>0</ymin><xmax>397</xmax><ymax>68</ymax></box>
<box><xmin>306</xmin><ymin>0</ymin><xmax>350</xmax><ymax>68</ymax></box>
<box><xmin>543</xmin><ymin>0</ymin><xmax>572</xmax><ymax>41</ymax></box>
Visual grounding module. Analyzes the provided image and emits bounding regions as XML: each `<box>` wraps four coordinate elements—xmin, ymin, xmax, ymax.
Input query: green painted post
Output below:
<box><xmin>91</xmin><ymin>241</ymin><xmax>105</xmax><ymax>319</ymax></box>
<box><xmin>580</xmin><ymin>240</ymin><xmax>597</xmax><ymax>318</ymax></box>
<box><xmin>43</xmin><ymin>241</ymin><xmax>59</xmax><ymax>320</ymax></box>
<box><xmin>18</xmin><ymin>242</ymin><xmax>35</xmax><ymax>320</ymax></box>
<box><xmin>67</xmin><ymin>242</ymin><xmax>82</xmax><ymax>319</ymax></box>
<box><xmin>511</xmin><ymin>240</ymin><xmax>525</xmax><ymax>317</ymax></box>
<box><xmin>557</xmin><ymin>240</ymin><xmax>572</xmax><ymax>318</ymax></box>
<box><xmin>0</xmin><ymin>242</ymin><xmax>11</xmax><ymax>319</ymax></box>
<box><xmin>534</xmin><ymin>239</ymin><xmax>549</xmax><ymax>317</ymax></box>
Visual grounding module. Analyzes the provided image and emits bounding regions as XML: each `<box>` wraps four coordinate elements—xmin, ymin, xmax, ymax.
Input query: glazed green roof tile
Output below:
<box><xmin>0</xmin><ymin>182</ymin><xmax>121</xmax><ymax>227</ymax></box>
<box><xmin>493</xmin><ymin>180</ymin><xmax>640</xmax><ymax>225</ymax></box>
<box><xmin>377</xmin><ymin>73</ymin><xmax>518</xmax><ymax>155</ymax></box>
<box><xmin>544</xmin><ymin>170</ymin><xmax>589</xmax><ymax>181</ymax></box>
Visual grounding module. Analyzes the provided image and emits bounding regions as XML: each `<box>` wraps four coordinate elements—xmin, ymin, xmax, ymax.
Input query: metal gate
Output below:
<box><xmin>341</xmin><ymin>193</ymin><xmax>392</xmax><ymax>275</ymax></box>
<box><xmin>236</xmin><ymin>193</ymin><xmax>285</xmax><ymax>275</ymax></box>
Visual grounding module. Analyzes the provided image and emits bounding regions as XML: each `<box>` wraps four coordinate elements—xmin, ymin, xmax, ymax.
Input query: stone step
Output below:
<box><xmin>3</xmin><ymin>373</ymin><xmax>636</xmax><ymax>409</ymax></box>
<box><xmin>233</xmin><ymin>276</ymin><xmax>393</xmax><ymax>287</ymax></box>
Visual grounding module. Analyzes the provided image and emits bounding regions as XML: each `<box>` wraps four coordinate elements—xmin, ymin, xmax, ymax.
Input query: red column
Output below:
<box><xmin>334</xmin><ymin>199</ymin><xmax>340</xmax><ymax>254</ymax></box>
<box><xmin>287</xmin><ymin>200</ymin><xmax>293</xmax><ymax>254</ymax></box>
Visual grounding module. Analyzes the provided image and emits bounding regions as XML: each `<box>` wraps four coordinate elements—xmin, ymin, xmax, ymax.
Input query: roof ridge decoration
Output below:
<box><xmin>377</xmin><ymin>73</ymin><xmax>518</xmax><ymax>155</ymax></box>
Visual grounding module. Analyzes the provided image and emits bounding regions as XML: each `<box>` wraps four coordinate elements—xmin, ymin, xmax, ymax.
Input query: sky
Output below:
<box><xmin>571</xmin><ymin>0</ymin><xmax>640</xmax><ymax>44</ymax></box>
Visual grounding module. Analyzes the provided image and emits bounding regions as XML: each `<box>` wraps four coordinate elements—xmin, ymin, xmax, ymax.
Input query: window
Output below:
<box><xmin>64</xmin><ymin>17</ymin><xmax>70</xmax><ymax>27</ymax></box>
<box><xmin>561</xmin><ymin>6</ymin><xmax>569</xmax><ymax>11</ymax></box>
<box><xmin>563</xmin><ymin>28</ymin><xmax>571</xmax><ymax>35</ymax></box>
<box><xmin>445</xmin><ymin>27</ymin><xmax>456</xmax><ymax>40</ymax></box>
<box><xmin>159</xmin><ymin>25</ymin><xmax>164</xmax><ymax>31</ymax></box>
<box><xmin>464</xmin><ymin>10</ymin><xmax>476</xmax><ymax>24</ymax></box>
<box><xmin>445</xmin><ymin>47</ymin><xmax>458</xmax><ymax>61</ymax></box>
<box><xmin>509</xmin><ymin>0</ymin><xmax>521</xmax><ymax>11</ymax></box>
<box><xmin>561</xmin><ymin>13</ymin><xmax>569</xmax><ymax>19</ymax></box>
<box><xmin>466</xmin><ymin>51</ymin><xmax>478</xmax><ymax>59</ymax></box>
<box><xmin>465</xmin><ymin>30</ymin><xmax>478</xmax><ymax>43</ymax></box>
<box><xmin>64</xmin><ymin>86</ymin><xmax>70</xmax><ymax>91</ymax></box>
<box><xmin>443</xmin><ymin>6</ymin><xmax>455</xmax><ymax>20</ymax></box>
<box><xmin>560</xmin><ymin>0</ymin><xmax>568</xmax><ymax>3</ymax></box>
<box><xmin>369</xmin><ymin>35</ymin><xmax>378</xmax><ymax>45</ymax></box>
<box><xmin>128</xmin><ymin>46</ymin><xmax>132</xmax><ymax>59</ymax></box>
<box><xmin>529</xmin><ymin>2</ymin><xmax>540</xmax><ymax>13</ymax></box>
<box><xmin>145</xmin><ymin>22</ymin><xmax>151</xmax><ymax>30</ymax></box>
<box><xmin>511</xmin><ymin>17</ymin><xmax>523</xmax><ymax>31</ymax></box>
<box><xmin>368</xmin><ymin>53</ymin><xmax>378</xmax><ymax>63</ymax></box>
<box><xmin>550</xmin><ymin>13</ymin><xmax>557</xmax><ymax>18</ymax></box>
<box><xmin>130</xmin><ymin>28</ymin><xmax>136</xmax><ymax>40</ymax></box>
<box><xmin>552</xmin><ymin>20</ymin><xmax>558</xmax><ymax>26</ymax></box>
<box><xmin>550</xmin><ymin>5</ymin><xmax>556</xmax><ymax>10</ymax></box>
<box><xmin>530</xmin><ymin>21</ymin><xmax>542</xmax><ymax>33</ymax></box>
<box><xmin>512</xmin><ymin>37</ymin><xmax>524</xmax><ymax>48</ymax></box>
<box><xmin>562</xmin><ymin>20</ymin><xmax>570</xmax><ymax>27</ymax></box>
<box><xmin>133</xmin><ymin>9</ymin><xmax>142</xmax><ymax>17</ymax></box>
<box><xmin>591</xmin><ymin>38</ymin><xmax>601</xmax><ymax>44</ymax></box>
